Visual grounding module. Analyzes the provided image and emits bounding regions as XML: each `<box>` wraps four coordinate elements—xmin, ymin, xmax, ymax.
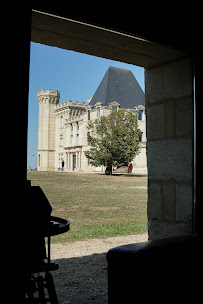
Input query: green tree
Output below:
<box><xmin>85</xmin><ymin>109</ymin><xmax>142</xmax><ymax>174</ymax></box>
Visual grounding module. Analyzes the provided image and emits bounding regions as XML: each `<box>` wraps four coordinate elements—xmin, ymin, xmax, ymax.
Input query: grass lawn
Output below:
<box><xmin>27</xmin><ymin>171</ymin><xmax>148</xmax><ymax>242</ymax></box>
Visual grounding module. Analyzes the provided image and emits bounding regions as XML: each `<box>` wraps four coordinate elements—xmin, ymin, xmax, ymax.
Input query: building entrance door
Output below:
<box><xmin>73</xmin><ymin>154</ymin><xmax>76</xmax><ymax>171</ymax></box>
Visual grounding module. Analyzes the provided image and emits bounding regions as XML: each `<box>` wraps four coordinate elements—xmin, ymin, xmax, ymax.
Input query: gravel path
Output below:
<box><xmin>50</xmin><ymin>234</ymin><xmax>148</xmax><ymax>304</ymax></box>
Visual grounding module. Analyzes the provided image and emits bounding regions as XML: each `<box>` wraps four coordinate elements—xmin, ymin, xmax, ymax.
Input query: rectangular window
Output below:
<box><xmin>88</xmin><ymin>111</ymin><xmax>90</xmax><ymax>120</ymax></box>
<box><xmin>97</xmin><ymin>108</ymin><xmax>100</xmax><ymax>118</ymax></box>
<box><xmin>60</xmin><ymin>116</ymin><xmax>63</xmax><ymax>128</ymax></box>
<box><xmin>60</xmin><ymin>135</ymin><xmax>63</xmax><ymax>146</ymax></box>
<box><xmin>77</xmin><ymin>134</ymin><xmax>79</xmax><ymax>145</ymax></box>
<box><xmin>87</xmin><ymin>132</ymin><xmax>90</xmax><ymax>144</ymax></box>
<box><xmin>138</xmin><ymin>110</ymin><xmax>143</xmax><ymax>120</ymax></box>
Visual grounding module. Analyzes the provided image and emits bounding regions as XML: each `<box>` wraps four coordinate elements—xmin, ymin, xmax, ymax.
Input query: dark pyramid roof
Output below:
<box><xmin>90</xmin><ymin>66</ymin><xmax>145</xmax><ymax>108</ymax></box>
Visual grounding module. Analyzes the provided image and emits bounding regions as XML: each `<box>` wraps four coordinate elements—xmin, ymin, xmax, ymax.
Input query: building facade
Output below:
<box><xmin>37</xmin><ymin>67</ymin><xmax>147</xmax><ymax>174</ymax></box>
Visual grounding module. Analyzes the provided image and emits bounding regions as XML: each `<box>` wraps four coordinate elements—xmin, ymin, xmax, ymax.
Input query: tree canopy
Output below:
<box><xmin>85</xmin><ymin>109</ymin><xmax>142</xmax><ymax>174</ymax></box>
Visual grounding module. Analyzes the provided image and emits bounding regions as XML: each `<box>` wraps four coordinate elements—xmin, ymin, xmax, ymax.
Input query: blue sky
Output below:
<box><xmin>27</xmin><ymin>42</ymin><xmax>145</xmax><ymax>169</ymax></box>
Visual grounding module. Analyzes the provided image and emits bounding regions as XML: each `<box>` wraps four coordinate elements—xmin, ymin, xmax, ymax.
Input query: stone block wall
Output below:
<box><xmin>145</xmin><ymin>57</ymin><xmax>194</xmax><ymax>240</ymax></box>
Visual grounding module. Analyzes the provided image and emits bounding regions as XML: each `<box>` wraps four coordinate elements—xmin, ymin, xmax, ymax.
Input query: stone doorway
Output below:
<box><xmin>73</xmin><ymin>154</ymin><xmax>76</xmax><ymax>171</ymax></box>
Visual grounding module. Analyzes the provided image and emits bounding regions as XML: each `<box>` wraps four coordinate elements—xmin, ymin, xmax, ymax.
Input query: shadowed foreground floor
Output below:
<box><xmin>50</xmin><ymin>234</ymin><xmax>148</xmax><ymax>303</ymax></box>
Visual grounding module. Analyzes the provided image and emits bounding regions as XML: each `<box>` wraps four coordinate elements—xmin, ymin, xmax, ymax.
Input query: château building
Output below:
<box><xmin>37</xmin><ymin>67</ymin><xmax>147</xmax><ymax>174</ymax></box>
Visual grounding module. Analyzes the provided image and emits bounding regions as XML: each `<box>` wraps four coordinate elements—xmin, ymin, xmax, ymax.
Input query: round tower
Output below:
<box><xmin>37</xmin><ymin>89</ymin><xmax>60</xmax><ymax>171</ymax></box>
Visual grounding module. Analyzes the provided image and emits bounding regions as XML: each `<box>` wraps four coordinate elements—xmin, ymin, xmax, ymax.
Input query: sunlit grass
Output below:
<box><xmin>27</xmin><ymin>171</ymin><xmax>148</xmax><ymax>242</ymax></box>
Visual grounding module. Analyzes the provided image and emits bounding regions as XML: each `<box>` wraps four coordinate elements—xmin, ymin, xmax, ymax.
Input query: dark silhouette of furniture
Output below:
<box><xmin>25</xmin><ymin>216</ymin><xmax>70</xmax><ymax>303</ymax></box>
<box><xmin>107</xmin><ymin>234</ymin><xmax>199</xmax><ymax>303</ymax></box>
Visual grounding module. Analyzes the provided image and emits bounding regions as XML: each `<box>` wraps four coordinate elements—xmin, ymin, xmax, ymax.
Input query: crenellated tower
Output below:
<box><xmin>37</xmin><ymin>89</ymin><xmax>60</xmax><ymax>171</ymax></box>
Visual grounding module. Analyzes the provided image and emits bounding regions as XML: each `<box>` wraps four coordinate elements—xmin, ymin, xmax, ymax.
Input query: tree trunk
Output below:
<box><xmin>105</xmin><ymin>164</ymin><xmax>112</xmax><ymax>175</ymax></box>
